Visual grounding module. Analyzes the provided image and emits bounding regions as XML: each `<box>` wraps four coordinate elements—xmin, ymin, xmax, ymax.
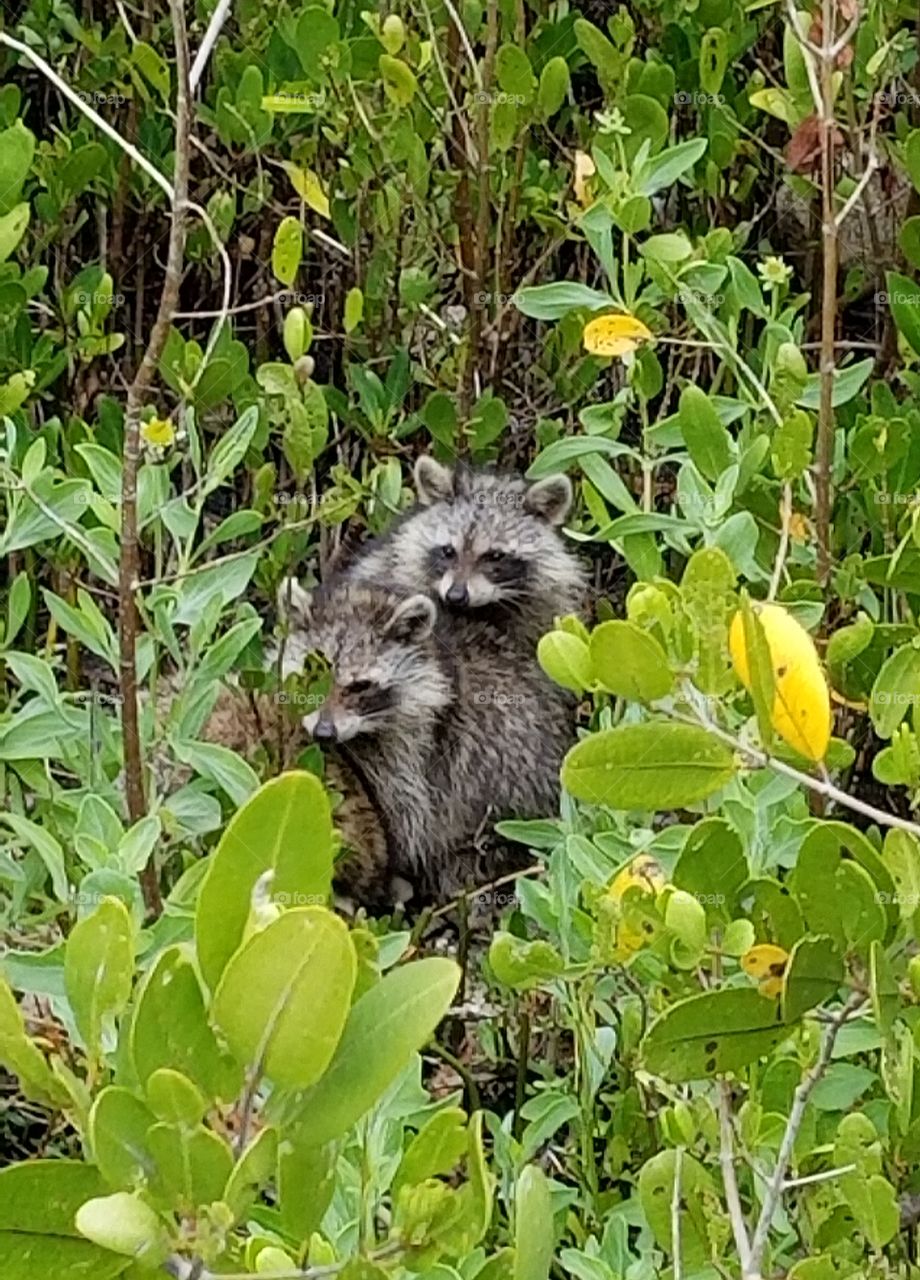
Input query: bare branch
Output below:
<box><xmin>744</xmin><ymin>994</ymin><xmax>862</xmax><ymax>1280</ymax></box>
<box><xmin>190</xmin><ymin>0</ymin><xmax>233</xmax><ymax>91</ymax></box>
<box><xmin>119</xmin><ymin>0</ymin><xmax>193</xmax><ymax>915</ymax></box>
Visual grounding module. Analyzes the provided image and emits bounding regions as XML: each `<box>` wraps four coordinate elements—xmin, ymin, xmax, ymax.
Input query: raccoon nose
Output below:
<box><xmin>445</xmin><ymin>582</ymin><xmax>469</xmax><ymax>607</ymax></box>
<box><xmin>312</xmin><ymin>718</ymin><xmax>338</xmax><ymax>742</ymax></box>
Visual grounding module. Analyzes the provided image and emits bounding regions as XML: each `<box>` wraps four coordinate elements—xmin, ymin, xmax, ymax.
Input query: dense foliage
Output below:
<box><xmin>5</xmin><ymin>0</ymin><xmax>920</xmax><ymax>1277</ymax></box>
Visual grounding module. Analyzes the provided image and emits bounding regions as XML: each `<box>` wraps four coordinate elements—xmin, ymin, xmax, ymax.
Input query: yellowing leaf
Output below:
<box><xmin>607</xmin><ymin>855</ymin><xmax>667</xmax><ymax>902</ymax></box>
<box><xmin>741</xmin><ymin>943</ymin><xmax>789</xmax><ymax>999</ymax></box>
<box><xmin>729</xmin><ymin>602</ymin><xmax>832</xmax><ymax>761</ymax></box>
<box><xmin>282</xmin><ymin>163</ymin><xmax>330</xmax><ymax>219</ymax></box>
<box><xmin>573</xmin><ymin>150</ymin><xmax>596</xmax><ymax>206</ymax></box>
<box><xmin>583</xmin><ymin>312</ymin><xmax>653</xmax><ymax>358</ymax></box>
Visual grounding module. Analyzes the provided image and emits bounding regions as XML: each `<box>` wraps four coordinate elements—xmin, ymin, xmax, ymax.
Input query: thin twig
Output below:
<box><xmin>669</xmin><ymin>696</ymin><xmax>920</xmax><ymax>841</ymax></box>
<box><xmin>672</xmin><ymin>1145</ymin><xmax>684</xmax><ymax>1280</ymax></box>
<box><xmin>190</xmin><ymin>0</ymin><xmax>233</xmax><ymax>91</ymax></box>
<box><xmin>782</xmin><ymin>1162</ymin><xmax>855</xmax><ymax>1189</ymax></box>
<box><xmin>768</xmin><ymin>482</ymin><xmax>793</xmax><ymax>601</ymax></box>
<box><xmin>744</xmin><ymin>995</ymin><xmax>862</xmax><ymax>1279</ymax></box>
<box><xmin>119</xmin><ymin>0</ymin><xmax>193</xmax><ymax>915</ymax></box>
<box><xmin>719</xmin><ymin>1082</ymin><xmax>752</xmax><ymax>1269</ymax></box>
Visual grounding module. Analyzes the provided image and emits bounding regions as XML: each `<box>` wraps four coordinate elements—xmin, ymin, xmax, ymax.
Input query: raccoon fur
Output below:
<box><xmin>283</xmin><ymin>573</ymin><xmax>576</xmax><ymax>901</ymax></box>
<box><xmin>347</xmin><ymin>456</ymin><xmax>587</xmax><ymax>645</ymax></box>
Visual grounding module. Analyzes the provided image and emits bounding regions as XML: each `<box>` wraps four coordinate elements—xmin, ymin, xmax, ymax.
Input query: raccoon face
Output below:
<box><xmin>409</xmin><ymin>457</ymin><xmax>574</xmax><ymax>612</ymax></box>
<box><xmin>278</xmin><ymin>579</ymin><xmax>450</xmax><ymax>742</ymax></box>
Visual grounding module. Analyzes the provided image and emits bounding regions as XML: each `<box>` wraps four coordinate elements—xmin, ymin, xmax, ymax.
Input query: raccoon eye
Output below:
<box><xmin>482</xmin><ymin>549</ymin><xmax>506</xmax><ymax>563</ymax></box>
<box><xmin>344</xmin><ymin>679</ymin><xmax>374</xmax><ymax>696</ymax></box>
<box><xmin>437</xmin><ymin>544</ymin><xmax>457</xmax><ymax>560</ymax></box>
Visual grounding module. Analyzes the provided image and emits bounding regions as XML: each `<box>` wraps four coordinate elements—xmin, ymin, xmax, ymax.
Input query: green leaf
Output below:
<box><xmin>291</xmin><ymin>957</ymin><xmax>460</xmax><ymax>1145</ymax></box>
<box><xmin>870</xmin><ymin>643</ymin><xmax>920</xmax><ymax>738</ymax></box>
<box><xmin>513</xmin><ymin>1166</ymin><xmax>554</xmax><ymax>1280</ymax></box>
<box><xmin>131</xmin><ymin>945</ymin><xmax>243</xmax><ymax>1103</ymax></box>
<box><xmin>0</xmin><ymin>975</ymin><xmax>69</xmax><ymax>1109</ymax></box>
<box><xmin>213</xmin><ymin>907</ymin><xmax>355</xmax><ymax>1088</ymax></box>
<box><xmin>589</xmin><ymin>619</ymin><xmax>675</xmax><ymax>702</ymax></box>
<box><xmin>562</xmin><ymin>723</ymin><xmax>735</xmax><ymax>810</ymax></box>
<box><xmin>0</xmin><ymin>202</ymin><xmax>29</xmax><ymax>262</ymax></box>
<box><xmin>0</xmin><ymin>812</ymin><xmax>69</xmax><ymax>902</ymax></box>
<box><xmin>797</xmin><ymin>358</ymin><xmax>874</xmax><ymax>409</ymax></box>
<box><xmin>395</xmin><ymin>1108</ymin><xmax>468</xmax><ymax>1192</ymax></box>
<box><xmin>278</xmin><ymin>1137</ymin><xmax>337</xmax><ymax>1239</ymax></box>
<box><xmin>699</xmin><ymin>28</ymin><xmax>728</xmax><ymax>95</ymax></box>
<box><xmin>488</xmin><ymin>933</ymin><xmax>565</xmax><ymax>990</ymax></box>
<box><xmin>636</xmin><ymin>139</ymin><xmax>707</xmax><ymax>197</ymax></box>
<box><xmin>641</xmin><ymin>988</ymin><xmax>787</xmax><ymax>1082</ymax></box>
<box><xmin>0</xmin><ymin>121</ymin><xmax>34</xmax><ymax>214</ymax></box>
<box><xmin>495</xmin><ymin>45</ymin><xmax>535</xmax><ymax>103</ymax></box>
<box><xmin>640</xmin><ymin>232</ymin><xmax>693</xmax><ymax>264</ymax></box>
<box><xmin>75</xmin><ymin>1192</ymin><xmax>168</xmax><ymax>1264</ymax></box>
<box><xmin>772</xmin><ymin>410</ymin><xmax>813</xmax><ymax>480</ymax></box>
<box><xmin>869</xmin><ymin>940</ymin><xmax>898</xmax><ymax>1035</ymax></box>
<box><xmin>513</xmin><ymin>282</ymin><xmax>613</xmax><ymax>320</ymax></box>
<box><xmin>64</xmin><ymin>897</ymin><xmax>134</xmax><ymax>1058</ymax></box>
<box><xmin>379</xmin><ymin>54</ymin><xmax>418</xmax><ymax>106</ymax></box>
<box><xmin>281</xmin><ymin>163</ymin><xmax>329</xmax><ymax>218</ymax></box>
<box><xmin>90</xmin><ymin>1086</ymin><xmax>158</xmax><ymax>1189</ymax></box>
<box><xmin>678</xmin><ymin>385</ymin><xmax>733</xmax><ymax>481</ymax></box>
<box><xmin>537</xmin><ymin>57</ymin><xmax>569</xmax><ymax>118</ymax></box>
<box><xmin>673</xmin><ymin>818</ymin><xmax>748</xmax><ymax>916</ymax></box>
<box><xmin>225</xmin><ymin>1126</ymin><xmax>278</xmax><ymax>1220</ymax></box>
<box><xmin>272</xmin><ymin>215</ymin><xmax>303</xmax><ymax>286</ymax></box>
<box><xmin>537</xmin><ymin>630</ymin><xmax>593</xmax><ymax>694</ymax></box>
<box><xmin>146</xmin><ymin>1122</ymin><xmax>233</xmax><ymax>1211</ymax></box>
<box><xmin>781</xmin><ymin>935</ymin><xmax>843</xmax><ymax>1023</ymax></box>
<box><xmin>847</xmin><ymin>1174</ymin><xmax>899</xmax><ymax>1248</ymax></box>
<box><xmin>196</xmin><ymin>772</ymin><xmax>334</xmax><ymax>993</ymax></box>
<box><xmin>887</xmin><ymin>271</ymin><xmax>920</xmax><ymax>357</ymax></box>
<box><xmin>638</xmin><ymin>1149</ymin><xmax>718</xmax><ymax>1270</ymax></box>
<box><xmin>141</xmin><ymin>1069</ymin><xmax>206</xmax><ymax>1130</ymax></box>
<box><xmin>344</xmin><ymin>286</ymin><xmax>364</xmax><ymax>334</ymax></box>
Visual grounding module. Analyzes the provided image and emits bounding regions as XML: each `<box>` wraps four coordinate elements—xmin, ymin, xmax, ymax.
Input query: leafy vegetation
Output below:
<box><xmin>5</xmin><ymin>0</ymin><xmax>920</xmax><ymax>1277</ymax></box>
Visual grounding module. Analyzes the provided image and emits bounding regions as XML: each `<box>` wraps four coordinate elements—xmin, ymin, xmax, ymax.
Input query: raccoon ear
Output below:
<box><xmin>277</xmin><ymin>576</ymin><xmax>313</xmax><ymax>627</ymax></box>
<box><xmin>414</xmin><ymin>455</ymin><xmax>455</xmax><ymax>505</ymax></box>
<box><xmin>383</xmin><ymin>593</ymin><xmax>437</xmax><ymax>643</ymax></box>
<box><xmin>524</xmin><ymin>473</ymin><xmax>573</xmax><ymax>525</ymax></box>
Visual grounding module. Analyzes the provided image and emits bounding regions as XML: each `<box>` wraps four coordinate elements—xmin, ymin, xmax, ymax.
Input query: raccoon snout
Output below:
<box><xmin>445</xmin><ymin>581</ymin><xmax>469</xmax><ymax>607</ymax></box>
<box><xmin>312</xmin><ymin>716</ymin><xmax>338</xmax><ymax>742</ymax></box>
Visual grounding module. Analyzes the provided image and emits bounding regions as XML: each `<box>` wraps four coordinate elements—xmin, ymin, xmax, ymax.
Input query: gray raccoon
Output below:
<box><xmin>281</xmin><ymin>576</ymin><xmax>454</xmax><ymax>902</ymax></box>
<box><xmin>285</xmin><ymin>575</ymin><xmax>576</xmax><ymax>901</ymax></box>
<box><xmin>348</xmin><ymin>456</ymin><xmax>587</xmax><ymax>643</ymax></box>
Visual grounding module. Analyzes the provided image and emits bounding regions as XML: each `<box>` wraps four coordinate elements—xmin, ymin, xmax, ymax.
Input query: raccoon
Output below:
<box><xmin>284</xmin><ymin>573</ymin><xmax>576</xmax><ymax>902</ymax></box>
<box><xmin>347</xmin><ymin>457</ymin><xmax>587</xmax><ymax>644</ymax></box>
<box><xmin>280</xmin><ymin>576</ymin><xmax>455</xmax><ymax>901</ymax></box>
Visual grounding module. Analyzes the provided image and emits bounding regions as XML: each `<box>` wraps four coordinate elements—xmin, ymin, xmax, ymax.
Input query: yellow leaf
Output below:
<box><xmin>741</xmin><ymin>943</ymin><xmax>789</xmax><ymax>999</ymax></box>
<box><xmin>583</xmin><ymin>312</ymin><xmax>653</xmax><ymax>358</ymax></box>
<box><xmin>282</xmin><ymin>163</ymin><xmax>330</xmax><ymax>219</ymax></box>
<box><xmin>607</xmin><ymin>854</ymin><xmax>667</xmax><ymax>903</ymax></box>
<box><xmin>573</xmin><ymin>150</ymin><xmax>596</xmax><ymax>206</ymax></box>
<box><xmin>729</xmin><ymin>602</ymin><xmax>832</xmax><ymax>761</ymax></box>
